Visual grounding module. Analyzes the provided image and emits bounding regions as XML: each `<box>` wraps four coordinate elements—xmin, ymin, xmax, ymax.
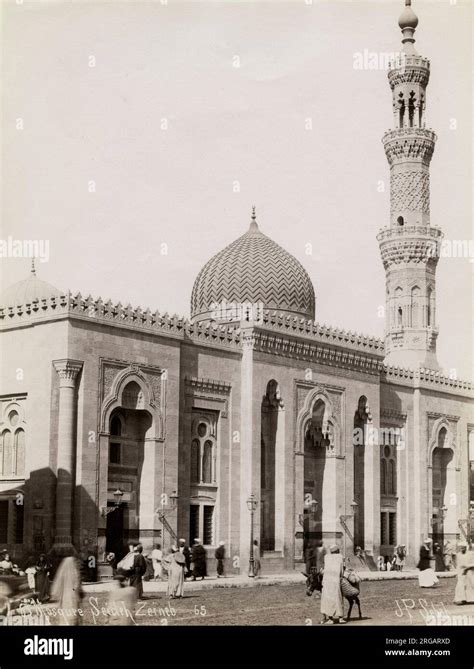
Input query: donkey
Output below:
<box><xmin>303</xmin><ymin>567</ymin><xmax>363</xmax><ymax>621</ymax></box>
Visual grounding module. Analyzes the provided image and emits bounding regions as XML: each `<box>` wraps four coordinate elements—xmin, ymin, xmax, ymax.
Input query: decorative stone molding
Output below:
<box><xmin>381</xmin><ymin>408</ymin><xmax>407</xmax><ymax>422</ymax></box>
<box><xmin>53</xmin><ymin>359</ymin><xmax>83</xmax><ymax>388</ymax></box>
<box><xmin>254</xmin><ymin>331</ymin><xmax>383</xmax><ymax>375</ymax></box>
<box><xmin>427</xmin><ymin>415</ymin><xmax>459</xmax><ymax>468</ymax></box>
<box><xmin>184</xmin><ymin>376</ymin><xmax>231</xmax><ymax>418</ymax></box>
<box><xmin>295</xmin><ymin>382</ymin><xmax>344</xmax><ymax>456</ymax></box>
<box><xmin>98</xmin><ymin>359</ymin><xmax>166</xmax><ymax>438</ymax></box>
<box><xmin>390</xmin><ymin>171</ymin><xmax>430</xmax><ymax>215</ymax></box>
<box><xmin>383</xmin><ymin>128</ymin><xmax>437</xmax><ymax>167</ymax></box>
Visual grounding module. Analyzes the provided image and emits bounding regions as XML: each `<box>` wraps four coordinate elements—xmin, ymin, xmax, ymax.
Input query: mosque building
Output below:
<box><xmin>0</xmin><ymin>0</ymin><xmax>472</xmax><ymax>571</ymax></box>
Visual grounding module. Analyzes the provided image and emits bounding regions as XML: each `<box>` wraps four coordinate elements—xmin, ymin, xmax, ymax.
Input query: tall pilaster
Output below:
<box><xmin>51</xmin><ymin>359</ymin><xmax>83</xmax><ymax>556</ymax></box>
<box><xmin>239</xmin><ymin>327</ymin><xmax>259</xmax><ymax>573</ymax></box>
<box><xmin>377</xmin><ymin>0</ymin><xmax>443</xmax><ymax>370</ymax></box>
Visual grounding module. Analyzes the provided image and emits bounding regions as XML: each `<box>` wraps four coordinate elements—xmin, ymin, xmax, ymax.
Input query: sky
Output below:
<box><xmin>1</xmin><ymin>0</ymin><xmax>472</xmax><ymax>378</ymax></box>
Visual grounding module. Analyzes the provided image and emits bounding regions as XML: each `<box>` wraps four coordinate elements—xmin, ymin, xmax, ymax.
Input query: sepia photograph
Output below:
<box><xmin>0</xmin><ymin>0</ymin><xmax>473</xmax><ymax>665</ymax></box>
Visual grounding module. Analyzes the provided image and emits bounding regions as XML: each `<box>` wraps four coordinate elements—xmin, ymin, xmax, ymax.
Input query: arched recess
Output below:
<box><xmin>353</xmin><ymin>396</ymin><xmax>372</xmax><ymax>549</ymax></box>
<box><xmin>99</xmin><ymin>367</ymin><xmax>163</xmax><ymax>559</ymax></box>
<box><xmin>410</xmin><ymin>286</ymin><xmax>420</xmax><ymax>328</ymax></box>
<box><xmin>100</xmin><ymin>368</ymin><xmax>163</xmax><ymax>439</ymax></box>
<box><xmin>296</xmin><ymin>388</ymin><xmax>340</xmax><ymax>559</ymax></box>
<box><xmin>427</xmin><ymin>418</ymin><xmax>457</xmax><ymax>541</ymax></box>
<box><xmin>260</xmin><ymin>380</ymin><xmax>284</xmax><ymax>551</ymax></box>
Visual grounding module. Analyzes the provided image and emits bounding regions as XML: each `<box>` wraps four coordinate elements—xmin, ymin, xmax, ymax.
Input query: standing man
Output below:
<box><xmin>129</xmin><ymin>545</ymin><xmax>147</xmax><ymax>599</ymax></box>
<box><xmin>215</xmin><ymin>541</ymin><xmax>225</xmax><ymax>578</ymax></box>
<box><xmin>191</xmin><ymin>539</ymin><xmax>207</xmax><ymax>581</ymax></box>
<box><xmin>178</xmin><ymin>539</ymin><xmax>192</xmax><ymax>578</ymax></box>
<box><xmin>151</xmin><ymin>543</ymin><xmax>163</xmax><ymax>581</ymax></box>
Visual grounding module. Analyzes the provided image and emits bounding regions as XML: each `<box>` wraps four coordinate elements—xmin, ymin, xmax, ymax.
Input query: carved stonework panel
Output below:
<box><xmin>102</xmin><ymin>362</ymin><xmax>125</xmax><ymax>402</ymax></box>
<box><xmin>184</xmin><ymin>376</ymin><xmax>231</xmax><ymax>418</ymax></box>
<box><xmin>98</xmin><ymin>358</ymin><xmax>166</xmax><ymax>438</ymax></box>
<box><xmin>390</xmin><ymin>170</ymin><xmax>430</xmax><ymax>215</ymax></box>
<box><xmin>427</xmin><ymin>413</ymin><xmax>459</xmax><ymax>453</ymax></box>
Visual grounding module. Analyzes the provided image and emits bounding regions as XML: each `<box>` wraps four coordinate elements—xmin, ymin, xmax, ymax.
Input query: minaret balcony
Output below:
<box><xmin>377</xmin><ymin>225</ymin><xmax>442</xmax><ymax>243</ymax></box>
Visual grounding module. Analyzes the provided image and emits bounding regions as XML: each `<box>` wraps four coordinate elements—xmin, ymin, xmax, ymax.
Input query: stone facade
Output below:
<box><xmin>0</xmin><ymin>0</ymin><xmax>472</xmax><ymax>573</ymax></box>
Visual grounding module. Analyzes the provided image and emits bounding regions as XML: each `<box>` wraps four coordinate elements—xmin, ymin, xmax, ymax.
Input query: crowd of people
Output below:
<box><xmin>304</xmin><ymin>538</ymin><xmax>474</xmax><ymax>624</ymax></box>
<box><xmin>2</xmin><ymin>536</ymin><xmax>473</xmax><ymax>627</ymax></box>
<box><xmin>109</xmin><ymin>537</ymin><xmax>227</xmax><ymax>600</ymax></box>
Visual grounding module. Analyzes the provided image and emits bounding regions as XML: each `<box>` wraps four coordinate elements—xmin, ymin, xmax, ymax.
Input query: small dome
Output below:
<box><xmin>191</xmin><ymin>209</ymin><xmax>316</xmax><ymax>323</ymax></box>
<box><xmin>0</xmin><ymin>266</ymin><xmax>62</xmax><ymax>307</ymax></box>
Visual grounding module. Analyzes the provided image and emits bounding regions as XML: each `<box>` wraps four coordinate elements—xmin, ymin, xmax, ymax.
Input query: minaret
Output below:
<box><xmin>377</xmin><ymin>0</ymin><xmax>443</xmax><ymax>370</ymax></box>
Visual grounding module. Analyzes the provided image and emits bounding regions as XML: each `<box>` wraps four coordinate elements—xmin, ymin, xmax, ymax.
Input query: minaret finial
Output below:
<box><xmin>31</xmin><ymin>257</ymin><xmax>36</xmax><ymax>276</ymax></box>
<box><xmin>249</xmin><ymin>206</ymin><xmax>259</xmax><ymax>232</ymax></box>
<box><xmin>398</xmin><ymin>0</ymin><xmax>418</xmax><ymax>54</ymax></box>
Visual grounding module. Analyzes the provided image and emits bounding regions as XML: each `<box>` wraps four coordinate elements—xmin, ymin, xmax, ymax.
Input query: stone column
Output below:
<box><xmin>294</xmin><ymin>450</ymin><xmax>304</xmax><ymax>561</ymax></box>
<box><xmin>51</xmin><ymin>359</ymin><xmax>83</xmax><ymax>556</ymax></box>
<box><xmin>274</xmin><ymin>408</ymin><xmax>285</xmax><ymax>552</ymax></box>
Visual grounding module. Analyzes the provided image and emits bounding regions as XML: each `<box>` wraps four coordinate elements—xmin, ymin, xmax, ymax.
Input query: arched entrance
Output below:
<box><xmin>303</xmin><ymin>400</ymin><xmax>329</xmax><ymax>556</ymax></box>
<box><xmin>353</xmin><ymin>396</ymin><xmax>370</xmax><ymax>549</ymax></box>
<box><xmin>431</xmin><ymin>427</ymin><xmax>454</xmax><ymax>544</ymax></box>
<box><xmin>260</xmin><ymin>380</ymin><xmax>284</xmax><ymax>551</ymax></box>
<box><xmin>105</xmin><ymin>402</ymin><xmax>152</xmax><ymax>558</ymax></box>
<box><xmin>99</xmin><ymin>368</ymin><xmax>164</xmax><ymax>559</ymax></box>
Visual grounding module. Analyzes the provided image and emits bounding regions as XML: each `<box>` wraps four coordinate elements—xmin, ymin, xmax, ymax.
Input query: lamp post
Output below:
<box><xmin>246</xmin><ymin>493</ymin><xmax>258</xmax><ymax>577</ymax></box>
<box><xmin>101</xmin><ymin>488</ymin><xmax>124</xmax><ymax>517</ymax></box>
<box><xmin>157</xmin><ymin>491</ymin><xmax>179</xmax><ymax>545</ymax></box>
<box><xmin>340</xmin><ymin>500</ymin><xmax>358</xmax><ymax>559</ymax></box>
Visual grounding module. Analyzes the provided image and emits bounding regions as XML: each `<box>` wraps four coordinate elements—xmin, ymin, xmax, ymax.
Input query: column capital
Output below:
<box><xmin>241</xmin><ymin>327</ymin><xmax>256</xmax><ymax>351</ymax></box>
<box><xmin>53</xmin><ymin>359</ymin><xmax>83</xmax><ymax>388</ymax></box>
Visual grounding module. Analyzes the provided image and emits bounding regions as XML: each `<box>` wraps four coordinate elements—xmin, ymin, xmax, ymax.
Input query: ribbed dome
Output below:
<box><xmin>191</xmin><ymin>210</ymin><xmax>316</xmax><ymax>323</ymax></box>
<box><xmin>0</xmin><ymin>267</ymin><xmax>62</xmax><ymax>307</ymax></box>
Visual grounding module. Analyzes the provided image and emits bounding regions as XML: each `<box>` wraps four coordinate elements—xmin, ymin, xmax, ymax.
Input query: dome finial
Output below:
<box><xmin>398</xmin><ymin>0</ymin><xmax>418</xmax><ymax>54</ymax></box>
<box><xmin>31</xmin><ymin>256</ymin><xmax>36</xmax><ymax>276</ymax></box>
<box><xmin>249</xmin><ymin>205</ymin><xmax>259</xmax><ymax>232</ymax></box>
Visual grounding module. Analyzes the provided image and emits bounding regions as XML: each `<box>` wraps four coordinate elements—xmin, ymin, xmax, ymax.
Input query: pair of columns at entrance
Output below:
<box><xmin>51</xmin><ymin>359</ymin><xmax>83</xmax><ymax>555</ymax></box>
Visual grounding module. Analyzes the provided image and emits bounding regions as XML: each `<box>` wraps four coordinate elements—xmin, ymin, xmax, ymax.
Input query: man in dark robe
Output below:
<box><xmin>129</xmin><ymin>545</ymin><xmax>147</xmax><ymax>599</ymax></box>
<box><xmin>215</xmin><ymin>542</ymin><xmax>225</xmax><ymax>577</ymax></box>
<box><xmin>178</xmin><ymin>539</ymin><xmax>192</xmax><ymax>578</ymax></box>
<box><xmin>191</xmin><ymin>539</ymin><xmax>207</xmax><ymax>581</ymax></box>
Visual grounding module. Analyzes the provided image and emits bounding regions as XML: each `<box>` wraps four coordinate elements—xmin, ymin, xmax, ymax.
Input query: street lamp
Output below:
<box><xmin>340</xmin><ymin>500</ymin><xmax>358</xmax><ymax>558</ymax></box>
<box><xmin>101</xmin><ymin>488</ymin><xmax>124</xmax><ymax>517</ymax></box>
<box><xmin>246</xmin><ymin>493</ymin><xmax>258</xmax><ymax>578</ymax></box>
<box><xmin>298</xmin><ymin>498</ymin><xmax>319</xmax><ymax>527</ymax></box>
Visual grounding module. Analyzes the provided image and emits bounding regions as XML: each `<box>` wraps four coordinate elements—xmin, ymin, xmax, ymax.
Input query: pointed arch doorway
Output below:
<box><xmin>98</xmin><ymin>369</ymin><xmax>165</xmax><ymax>560</ymax></box>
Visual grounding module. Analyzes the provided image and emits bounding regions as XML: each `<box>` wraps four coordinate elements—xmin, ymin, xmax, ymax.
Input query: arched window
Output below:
<box><xmin>202</xmin><ymin>441</ymin><xmax>213</xmax><ymax>483</ymax></box>
<box><xmin>397</xmin><ymin>216</ymin><xmax>404</xmax><ymax>227</ymax></box>
<box><xmin>398</xmin><ymin>92</ymin><xmax>405</xmax><ymax>127</ymax></box>
<box><xmin>190</xmin><ymin>416</ymin><xmax>217</xmax><ymax>485</ymax></box>
<box><xmin>191</xmin><ymin>439</ymin><xmax>200</xmax><ymax>483</ymax></box>
<box><xmin>411</xmin><ymin>286</ymin><xmax>420</xmax><ymax>328</ymax></box>
<box><xmin>408</xmin><ymin>91</ymin><xmax>416</xmax><ymax>127</ymax></box>
<box><xmin>388</xmin><ymin>460</ymin><xmax>396</xmax><ymax>495</ymax></box>
<box><xmin>2</xmin><ymin>430</ymin><xmax>12</xmax><ymax>477</ymax></box>
<box><xmin>397</xmin><ymin>306</ymin><xmax>403</xmax><ymax>327</ymax></box>
<box><xmin>381</xmin><ymin>458</ymin><xmax>387</xmax><ymax>495</ymax></box>
<box><xmin>13</xmin><ymin>429</ymin><xmax>25</xmax><ymax>477</ymax></box>
<box><xmin>109</xmin><ymin>413</ymin><xmax>124</xmax><ymax>465</ymax></box>
<box><xmin>427</xmin><ymin>287</ymin><xmax>433</xmax><ymax>326</ymax></box>
<box><xmin>110</xmin><ymin>415</ymin><xmax>122</xmax><ymax>436</ymax></box>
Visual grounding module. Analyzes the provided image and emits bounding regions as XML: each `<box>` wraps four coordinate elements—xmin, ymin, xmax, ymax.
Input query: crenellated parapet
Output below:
<box><xmin>388</xmin><ymin>54</ymin><xmax>430</xmax><ymax>89</ymax></box>
<box><xmin>0</xmin><ymin>290</ymin><xmax>242</xmax><ymax>349</ymax></box>
<box><xmin>382</xmin><ymin>365</ymin><xmax>473</xmax><ymax>397</ymax></box>
<box><xmin>257</xmin><ymin>310</ymin><xmax>385</xmax><ymax>355</ymax></box>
